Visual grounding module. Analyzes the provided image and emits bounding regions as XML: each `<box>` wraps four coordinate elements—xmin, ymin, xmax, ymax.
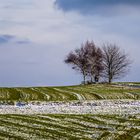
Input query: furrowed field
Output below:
<box><xmin>0</xmin><ymin>83</ymin><xmax>140</xmax><ymax>140</ymax></box>
<box><xmin>0</xmin><ymin>114</ymin><xmax>139</xmax><ymax>140</ymax></box>
<box><xmin>0</xmin><ymin>83</ymin><xmax>140</xmax><ymax>103</ymax></box>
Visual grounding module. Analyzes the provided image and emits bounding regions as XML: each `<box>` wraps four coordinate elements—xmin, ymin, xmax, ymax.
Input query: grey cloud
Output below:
<box><xmin>0</xmin><ymin>0</ymin><xmax>139</xmax><ymax>86</ymax></box>
<box><xmin>55</xmin><ymin>0</ymin><xmax>140</xmax><ymax>15</ymax></box>
<box><xmin>0</xmin><ymin>35</ymin><xmax>14</xmax><ymax>44</ymax></box>
<box><xmin>0</xmin><ymin>34</ymin><xmax>30</xmax><ymax>45</ymax></box>
<box><xmin>0</xmin><ymin>0</ymin><xmax>33</xmax><ymax>9</ymax></box>
<box><xmin>16</xmin><ymin>40</ymin><xmax>30</xmax><ymax>44</ymax></box>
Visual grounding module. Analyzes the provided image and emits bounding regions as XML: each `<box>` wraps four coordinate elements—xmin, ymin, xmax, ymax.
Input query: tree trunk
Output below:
<box><xmin>108</xmin><ymin>77</ymin><xmax>112</xmax><ymax>84</ymax></box>
<box><xmin>90</xmin><ymin>75</ymin><xmax>93</xmax><ymax>83</ymax></box>
<box><xmin>108</xmin><ymin>71</ymin><xmax>112</xmax><ymax>84</ymax></box>
<box><xmin>94</xmin><ymin>75</ymin><xmax>99</xmax><ymax>83</ymax></box>
<box><xmin>82</xmin><ymin>70</ymin><xmax>86</xmax><ymax>85</ymax></box>
<box><xmin>83</xmin><ymin>74</ymin><xmax>86</xmax><ymax>85</ymax></box>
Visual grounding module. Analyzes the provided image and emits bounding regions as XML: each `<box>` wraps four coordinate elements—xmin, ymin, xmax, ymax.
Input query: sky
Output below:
<box><xmin>0</xmin><ymin>0</ymin><xmax>140</xmax><ymax>87</ymax></box>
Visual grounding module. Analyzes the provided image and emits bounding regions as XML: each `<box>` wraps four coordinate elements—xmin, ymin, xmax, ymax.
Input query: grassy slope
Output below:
<box><xmin>0</xmin><ymin>114</ymin><xmax>139</xmax><ymax>140</ymax></box>
<box><xmin>0</xmin><ymin>84</ymin><xmax>140</xmax><ymax>103</ymax></box>
<box><xmin>0</xmin><ymin>83</ymin><xmax>140</xmax><ymax>140</ymax></box>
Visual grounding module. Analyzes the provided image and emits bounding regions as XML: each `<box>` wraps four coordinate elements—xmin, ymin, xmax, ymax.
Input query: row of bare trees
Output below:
<box><xmin>65</xmin><ymin>41</ymin><xmax>131</xmax><ymax>84</ymax></box>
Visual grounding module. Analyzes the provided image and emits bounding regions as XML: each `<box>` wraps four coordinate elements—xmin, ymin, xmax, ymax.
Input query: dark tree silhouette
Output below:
<box><xmin>93</xmin><ymin>48</ymin><xmax>104</xmax><ymax>83</ymax></box>
<box><xmin>65</xmin><ymin>45</ymin><xmax>88</xmax><ymax>84</ymax></box>
<box><xmin>65</xmin><ymin>41</ymin><xmax>103</xmax><ymax>84</ymax></box>
<box><xmin>102</xmin><ymin>43</ymin><xmax>131</xmax><ymax>83</ymax></box>
<box><xmin>85</xmin><ymin>41</ymin><xmax>103</xmax><ymax>83</ymax></box>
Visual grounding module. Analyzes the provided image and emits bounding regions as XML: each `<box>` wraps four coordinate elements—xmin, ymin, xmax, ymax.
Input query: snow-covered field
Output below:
<box><xmin>0</xmin><ymin>100</ymin><xmax>140</xmax><ymax>115</ymax></box>
<box><xmin>0</xmin><ymin>98</ymin><xmax>139</xmax><ymax>139</ymax></box>
<box><xmin>0</xmin><ymin>84</ymin><xmax>139</xmax><ymax>139</ymax></box>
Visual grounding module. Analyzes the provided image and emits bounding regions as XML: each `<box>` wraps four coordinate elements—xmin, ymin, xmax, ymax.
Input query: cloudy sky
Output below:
<box><xmin>0</xmin><ymin>0</ymin><xmax>140</xmax><ymax>87</ymax></box>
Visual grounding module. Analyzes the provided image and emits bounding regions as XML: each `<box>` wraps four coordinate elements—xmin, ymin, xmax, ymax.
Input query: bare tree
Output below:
<box><xmin>64</xmin><ymin>45</ymin><xmax>88</xmax><ymax>84</ymax></box>
<box><xmin>94</xmin><ymin>48</ymin><xmax>104</xmax><ymax>83</ymax></box>
<box><xmin>102</xmin><ymin>43</ymin><xmax>131</xmax><ymax>83</ymax></box>
<box><xmin>84</xmin><ymin>41</ymin><xmax>96</xmax><ymax>83</ymax></box>
<box><xmin>85</xmin><ymin>41</ymin><xmax>103</xmax><ymax>83</ymax></box>
<box><xmin>65</xmin><ymin>41</ymin><xmax>104</xmax><ymax>84</ymax></box>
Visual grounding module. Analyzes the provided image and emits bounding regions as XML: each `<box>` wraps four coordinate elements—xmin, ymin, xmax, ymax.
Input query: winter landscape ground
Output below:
<box><xmin>0</xmin><ymin>83</ymin><xmax>140</xmax><ymax>140</ymax></box>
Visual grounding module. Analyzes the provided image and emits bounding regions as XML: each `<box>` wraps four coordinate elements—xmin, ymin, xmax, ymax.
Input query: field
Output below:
<box><xmin>0</xmin><ymin>83</ymin><xmax>140</xmax><ymax>103</ymax></box>
<box><xmin>0</xmin><ymin>83</ymin><xmax>140</xmax><ymax>140</ymax></box>
<box><xmin>0</xmin><ymin>114</ymin><xmax>139</xmax><ymax>140</ymax></box>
